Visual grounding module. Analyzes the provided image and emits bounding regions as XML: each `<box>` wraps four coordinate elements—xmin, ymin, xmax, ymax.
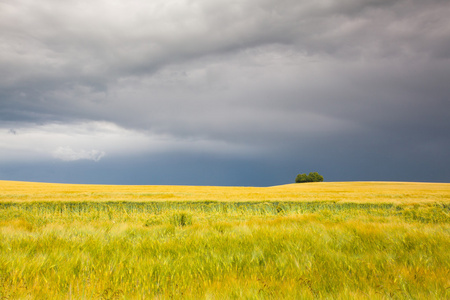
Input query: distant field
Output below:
<box><xmin>0</xmin><ymin>181</ymin><xmax>449</xmax><ymax>299</ymax></box>
<box><xmin>1</xmin><ymin>180</ymin><xmax>449</xmax><ymax>203</ymax></box>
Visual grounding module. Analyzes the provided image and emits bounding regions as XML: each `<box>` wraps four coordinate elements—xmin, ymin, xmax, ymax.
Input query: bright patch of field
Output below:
<box><xmin>0</xmin><ymin>181</ymin><xmax>449</xmax><ymax>299</ymax></box>
<box><xmin>1</xmin><ymin>180</ymin><xmax>449</xmax><ymax>204</ymax></box>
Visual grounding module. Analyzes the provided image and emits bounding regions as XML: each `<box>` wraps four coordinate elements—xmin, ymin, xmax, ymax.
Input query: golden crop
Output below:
<box><xmin>1</xmin><ymin>180</ymin><xmax>449</xmax><ymax>204</ymax></box>
<box><xmin>0</xmin><ymin>180</ymin><xmax>449</xmax><ymax>299</ymax></box>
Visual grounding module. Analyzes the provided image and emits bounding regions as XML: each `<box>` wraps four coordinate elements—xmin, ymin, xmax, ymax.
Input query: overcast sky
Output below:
<box><xmin>1</xmin><ymin>0</ymin><xmax>450</xmax><ymax>186</ymax></box>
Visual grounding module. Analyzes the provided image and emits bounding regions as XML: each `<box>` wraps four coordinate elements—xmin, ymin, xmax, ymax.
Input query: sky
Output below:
<box><xmin>1</xmin><ymin>0</ymin><xmax>450</xmax><ymax>186</ymax></box>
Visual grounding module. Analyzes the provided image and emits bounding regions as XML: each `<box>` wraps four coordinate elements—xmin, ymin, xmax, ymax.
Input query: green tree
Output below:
<box><xmin>307</xmin><ymin>172</ymin><xmax>324</xmax><ymax>182</ymax></box>
<box><xmin>295</xmin><ymin>173</ymin><xmax>309</xmax><ymax>183</ymax></box>
<box><xmin>295</xmin><ymin>172</ymin><xmax>324</xmax><ymax>183</ymax></box>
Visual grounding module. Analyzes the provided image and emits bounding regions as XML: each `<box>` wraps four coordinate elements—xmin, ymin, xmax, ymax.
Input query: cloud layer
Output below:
<box><xmin>53</xmin><ymin>146</ymin><xmax>105</xmax><ymax>162</ymax></box>
<box><xmin>1</xmin><ymin>0</ymin><xmax>450</xmax><ymax>184</ymax></box>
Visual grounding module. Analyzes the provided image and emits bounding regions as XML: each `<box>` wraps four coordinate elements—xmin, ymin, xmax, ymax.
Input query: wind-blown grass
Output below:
<box><xmin>0</xmin><ymin>181</ymin><xmax>449</xmax><ymax>299</ymax></box>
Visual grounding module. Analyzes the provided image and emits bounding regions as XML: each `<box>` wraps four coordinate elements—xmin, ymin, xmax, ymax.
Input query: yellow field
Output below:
<box><xmin>1</xmin><ymin>180</ymin><xmax>449</xmax><ymax>204</ymax></box>
<box><xmin>0</xmin><ymin>180</ymin><xmax>449</xmax><ymax>299</ymax></box>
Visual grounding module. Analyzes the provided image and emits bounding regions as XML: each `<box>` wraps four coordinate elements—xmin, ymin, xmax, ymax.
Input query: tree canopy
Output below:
<box><xmin>295</xmin><ymin>172</ymin><xmax>324</xmax><ymax>183</ymax></box>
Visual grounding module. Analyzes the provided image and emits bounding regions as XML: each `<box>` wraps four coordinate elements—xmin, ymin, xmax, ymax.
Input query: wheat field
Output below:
<box><xmin>0</xmin><ymin>180</ymin><xmax>449</xmax><ymax>299</ymax></box>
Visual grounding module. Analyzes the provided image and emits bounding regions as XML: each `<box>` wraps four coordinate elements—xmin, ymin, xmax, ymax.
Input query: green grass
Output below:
<box><xmin>0</xmin><ymin>200</ymin><xmax>449</xmax><ymax>299</ymax></box>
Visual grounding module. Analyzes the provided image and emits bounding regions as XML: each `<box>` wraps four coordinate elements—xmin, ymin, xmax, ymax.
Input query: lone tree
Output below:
<box><xmin>295</xmin><ymin>172</ymin><xmax>324</xmax><ymax>183</ymax></box>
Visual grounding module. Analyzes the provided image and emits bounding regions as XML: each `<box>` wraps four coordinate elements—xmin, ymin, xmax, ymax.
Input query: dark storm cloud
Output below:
<box><xmin>1</xmin><ymin>0</ymin><xmax>450</xmax><ymax>184</ymax></box>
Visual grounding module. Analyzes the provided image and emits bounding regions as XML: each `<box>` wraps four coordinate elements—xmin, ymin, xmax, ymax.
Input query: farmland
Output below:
<box><xmin>0</xmin><ymin>180</ymin><xmax>449</xmax><ymax>299</ymax></box>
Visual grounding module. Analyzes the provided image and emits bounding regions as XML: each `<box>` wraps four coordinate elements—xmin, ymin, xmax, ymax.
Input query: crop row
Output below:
<box><xmin>1</xmin><ymin>201</ymin><xmax>448</xmax><ymax>225</ymax></box>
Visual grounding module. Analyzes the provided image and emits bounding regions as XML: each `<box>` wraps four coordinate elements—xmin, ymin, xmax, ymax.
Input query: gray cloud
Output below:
<box><xmin>53</xmin><ymin>146</ymin><xmax>105</xmax><ymax>162</ymax></box>
<box><xmin>1</xmin><ymin>0</ymin><xmax>450</xmax><ymax>184</ymax></box>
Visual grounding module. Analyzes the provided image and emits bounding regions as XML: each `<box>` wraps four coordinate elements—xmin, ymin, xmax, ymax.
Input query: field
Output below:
<box><xmin>0</xmin><ymin>181</ymin><xmax>449</xmax><ymax>299</ymax></box>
